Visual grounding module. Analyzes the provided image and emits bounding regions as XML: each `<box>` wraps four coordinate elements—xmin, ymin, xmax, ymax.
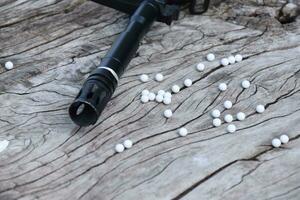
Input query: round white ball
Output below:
<box><xmin>236</xmin><ymin>112</ymin><xmax>246</xmax><ymax>121</ymax></box>
<box><xmin>235</xmin><ymin>54</ymin><xmax>243</xmax><ymax>62</ymax></box>
<box><xmin>218</xmin><ymin>83</ymin><xmax>227</xmax><ymax>91</ymax></box>
<box><xmin>227</xmin><ymin>124</ymin><xmax>236</xmax><ymax>133</ymax></box>
<box><xmin>256</xmin><ymin>105</ymin><xmax>265</xmax><ymax>113</ymax></box>
<box><xmin>172</xmin><ymin>85</ymin><xmax>180</xmax><ymax>93</ymax></box>
<box><xmin>141</xmin><ymin>95</ymin><xmax>149</xmax><ymax>103</ymax></box>
<box><xmin>164</xmin><ymin>92</ymin><xmax>172</xmax><ymax>99</ymax></box>
<box><xmin>224</xmin><ymin>114</ymin><xmax>233</xmax><ymax>123</ymax></box>
<box><xmin>123</xmin><ymin>140</ymin><xmax>133</xmax><ymax>149</ymax></box>
<box><xmin>220</xmin><ymin>58</ymin><xmax>229</xmax><ymax>66</ymax></box>
<box><xmin>241</xmin><ymin>80</ymin><xmax>251</xmax><ymax>89</ymax></box>
<box><xmin>141</xmin><ymin>89</ymin><xmax>149</xmax><ymax>96</ymax></box>
<box><xmin>207</xmin><ymin>53</ymin><xmax>215</xmax><ymax>61</ymax></box>
<box><xmin>164</xmin><ymin>109</ymin><xmax>173</xmax><ymax>118</ymax></box>
<box><xmin>155</xmin><ymin>73</ymin><xmax>164</xmax><ymax>82</ymax></box>
<box><xmin>178</xmin><ymin>127</ymin><xmax>188</xmax><ymax>137</ymax></box>
<box><xmin>211</xmin><ymin>109</ymin><xmax>221</xmax><ymax>118</ymax></box>
<box><xmin>4</xmin><ymin>61</ymin><xmax>14</xmax><ymax>70</ymax></box>
<box><xmin>157</xmin><ymin>90</ymin><xmax>165</xmax><ymax>96</ymax></box>
<box><xmin>280</xmin><ymin>135</ymin><xmax>289</xmax><ymax>144</ymax></box>
<box><xmin>148</xmin><ymin>92</ymin><xmax>156</xmax><ymax>101</ymax></box>
<box><xmin>228</xmin><ymin>56</ymin><xmax>236</xmax><ymax>64</ymax></box>
<box><xmin>224</xmin><ymin>100</ymin><xmax>233</xmax><ymax>109</ymax></box>
<box><xmin>196</xmin><ymin>63</ymin><xmax>205</xmax><ymax>71</ymax></box>
<box><xmin>271</xmin><ymin>138</ymin><xmax>281</xmax><ymax>148</ymax></box>
<box><xmin>155</xmin><ymin>94</ymin><xmax>164</xmax><ymax>103</ymax></box>
<box><xmin>213</xmin><ymin>118</ymin><xmax>222</xmax><ymax>127</ymax></box>
<box><xmin>115</xmin><ymin>143</ymin><xmax>125</xmax><ymax>153</ymax></box>
<box><xmin>140</xmin><ymin>74</ymin><xmax>149</xmax><ymax>82</ymax></box>
<box><xmin>184</xmin><ymin>79</ymin><xmax>192</xmax><ymax>87</ymax></box>
<box><xmin>163</xmin><ymin>97</ymin><xmax>172</xmax><ymax>105</ymax></box>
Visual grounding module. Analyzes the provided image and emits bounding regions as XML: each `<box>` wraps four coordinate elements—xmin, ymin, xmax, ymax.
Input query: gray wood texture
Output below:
<box><xmin>0</xmin><ymin>0</ymin><xmax>300</xmax><ymax>200</ymax></box>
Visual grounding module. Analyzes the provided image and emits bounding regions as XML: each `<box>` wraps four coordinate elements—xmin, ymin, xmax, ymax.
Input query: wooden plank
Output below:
<box><xmin>0</xmin><ymin>1</ymin><xmax>299</xmax><ymax>200</ymax></box>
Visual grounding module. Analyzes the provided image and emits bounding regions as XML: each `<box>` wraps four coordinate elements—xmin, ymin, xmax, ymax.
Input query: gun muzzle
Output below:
<box><xmin>69</xmin><ymin>0</ymin><xmax>159</xmax><ymax>126</ymax></box>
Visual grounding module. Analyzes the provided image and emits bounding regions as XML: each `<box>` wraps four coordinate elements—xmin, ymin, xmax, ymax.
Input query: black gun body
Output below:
<box><xmin>69</xmin><ymin>0</ymin><xmax>159</xmax><ymax>126</ymax></box>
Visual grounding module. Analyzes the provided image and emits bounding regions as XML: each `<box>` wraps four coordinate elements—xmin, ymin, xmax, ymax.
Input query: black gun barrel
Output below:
<box><xmin>69</xmin><ymin>0</ymin><xmax>159</xmax><ymax>126</ymax></box>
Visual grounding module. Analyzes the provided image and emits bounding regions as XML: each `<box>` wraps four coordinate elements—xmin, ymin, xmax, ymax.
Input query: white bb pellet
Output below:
<box><xmin>141</xmin><ymin>89</ymin><xmax>149</xmax><ymax>96</ymax></box>
<box><xmin>196</xmin><ymin>63</ymin><xmax>205</xmax><ymax>71</ymax></box>
<box><xmin>141</xmin><ymin>95</ymin><xmax>149</xmax><ymax>103</ymax></box>
<box><xmin>224</xmin><ymin>100</ymin><xmax>233</xmax><ymax>109</ymax></box>
<box><xmin>155</xmin><ymin>73</ymin><xmax>164</xmax><ymax>82</ymax></box>
<box><xmin>241</xmin><ymin>80</ymin><xmax>251</xmax><ymax>89</ymax></box>
<box><xmin>123</xmin><ymin>139</ymin><xmax>133</xmax><ymax>149</ymax></box>
<box><xmin>140</xmin><ymin>74</ymin><xmax>149</xmax><ymax>82</ymax></box>
<box><xmin>155</xmin><ymin>94</ymin><xmax>164</xmax><ymax>103</ymax></box>
<box><xmin>228</xmin><ymin>56</ymin><xmax>236</xmax><ymax>64</ymax></box>
<box><xmin>148</xmin><ymin>92</ymin><xmax>156</xmax><ymax>101</ymax></box>
<box><xmin>235</xmin><ymin>54</ymin><xmax>243</xmax><ymax>62</ymax></box>
<box><xmin>218</xmin><ymin>83</ymin><xmax>227</xmax><ymax>91</ymax></box>
<box><xmin>4</xmin><ymin>61</ymin><xmax>13</xmax><ymax>70</ymax></box>
<box><xmin>172</xmin><ymin>85</ymin><xmax>180</xmax><ymax>93</ymax></box>
<box><xmin>227</xmin><ymin>124</ymin><xmax>236</xmax><ymax>133</ymax></box>
<box><xmin>280</xmin><ymin>135</ymin><xmax>289</xmax><ymax>144</ymax></box>
<box><xmin>164</xmin><ymin>109</ymin><xmax>173</xmax><ymax>118</ymax></box>
<box><xmin>220</xmin><ymin>58</ymin><xmax>229</xmax><ymax>66</ymax></box>
<box><xmin>271</xmin><ymin>138</ymin><xmax>281</xmax><ymax>148</ymax></box>
<box><xmin>206</xmin><ymin>53</ymin><xmax>215</xmax><ymax>61</ymax></box>
<box><xmin>184</xmin><ymin>79</ymin><xmax>192</xmax><ymax>87</ymax></box>
<box><xmin>178</xmin><ymin>127</ymin><xmax>188</xmax><ymax>137</ymax></box>
<box><xmin>256</xmin><ymin>105</ymin><xmax>265</xmax><ymax>113</ymax></box>
<box><xmin>157</xmin><ymin>90</ymin><xmax>165</xmax><ymax>96</ymax></box>
<box><xmin>236</xmin><ymin>112</ymin><xmax>246</xmax><ymax>121</ymax></box>
<box><xmin>213</xmin><ymin>118</ymin><xmax>222</xmax><ymax>127</ymax></box>
<box><xmin>211</xmin><ymin>109</ymin><xmax>221</xmax><ymax>118</ymax></box>
<box><xmin>163</xmin><ymin>97</ymin><xmax>171</xmax><ymax>105</ymax></box>
<box><xmin>224</xmin><ymin>114</ymin><xmax>233</xmax><ymax>123</ymax></box>
<box><xmin>0</xmin><ymin>140</ymin><xmax>9</xmax><ymax>153</ymax></box>
<box><xmin>115</xmin><ymin>143</ymin><xmax>125</xmax><ymax>153</ymax></box>
<box><xmin>164</xmin><ymin>92</ymin><xmax>172</xmax><ymax>99</ymax></box>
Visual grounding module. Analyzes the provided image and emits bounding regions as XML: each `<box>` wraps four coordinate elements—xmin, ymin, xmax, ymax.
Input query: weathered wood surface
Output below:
<box><xmin>0</xmin><ymin>0</ymin><xmax>300</xmax><ymax>200</ymax></box>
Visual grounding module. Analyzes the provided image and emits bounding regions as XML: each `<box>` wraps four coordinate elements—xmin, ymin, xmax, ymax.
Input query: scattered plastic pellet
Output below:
<box><xmin>228</xmin><ymin>56</ymin><xmax>236</xmax><ymax>64</ymax></box>
<box><xmin>272</xmin><ymin>138</ymin><xmax>281</xmax><ymax>148</ymax></box>
<box><xmin>155</xmin><ymin>94</ymin><xmax>164</xmax><ymax>103</ymax></box>
<box><xmin>196</xmin><ymin>63</ymin><xmax>205</xmax><ymax>71</ymax></box>
<box><xmin>213</xmin><ymin>118</ymin><xmax>222</xmax><ymax>127</ymax></box>
<box><xmin>155</xmin><ymin>73</ymin><xmax>164</xmax><ymax>82</ymax></box>
<box><xmin>224</xmin><ymin>100</ymin><xmax>233</xmax><ymax>109</ymax></box>
<box><xmin>178</xmin><ymin>127</ymin><xmax>188</xmax><ymax>137</ymax></box>
<box><xmin>140</xmin><ymin>74</ymin><xmax>149</xmax><ymax>82</ymax></box>
<box><xmin>164</xmin><ymin>109</ymin><xmax>173</xmax><ymax>118</ymax></box>
<box><xmin>157</xmin><ymin>90</ymin><xmax>165</xmax><ymax>96</ymax></box>
<box><xmin>241</xmin><ymin>80</ymin><xmax>251</xmax><ymax>89</ymax></box>
<box><xmin>280</xmin><ymin>135</ymin><xmax>289</xmax><ymax>144</ymax></box>
<box><xmin>142</xmin><ymin>89</ymin><xmax>149</xmax><ymax>96</ymax></box>
<box><xmin>4</xmin><ymin>61</ymin><xmax>13</xmax><ymax>70</ymax></box>
<box><xmin>224</xmin><ymin>114</ymin><xmax>233</xmax><ymax>123</ymax></box>
<box><xmin>163</xmin><ymin>97</ymin><xmax>171</xmax><ymax>105</ymax></box>
<box><xmin>236</xmin><ymin>112</ymin><xmax>246</xmax><ymax>121</ymax></box>
<box><xmin>211</xmin><ymin>109</ymin><xmax>221</xmax><ymax>118</ymax></box>
<box><xmin>227</xmin><ymin>124</ymin><xmax>236</xmax><ymax>133</ymax></box>
<box><xmin>256</xmin><ymin>105</ymin><xmax>265</xmax><ymax>113</ymax></box>
<box><xmin>218</xmin><ymin>83</ymin><xmax>227</xmax><ymax>91</ymax></box>
<box><xmin>164</xmin><ymin>92</ymin><xmax>172</xmax><ymax>99</ymax></box>
<box><xmin>207</xmin><ymin>53</ymin><xmax>215</xmax><ymax>61</ymax></box>
<box><xmin>148</xmin><ymin>92</ymin><xmax>156</xmax><ymax>101</ymax></box>
<box><xmin>123</xmin><ymin>139</ymin><xmax>133</xmax><ymax>149</ymax></box>
<box><xmin>172</xmin><ymin>85</ymin><xmax>180</xmax><ymax>93</ymax></box>
<box><xmin>141</xmin><ymin>95</ymin><xmax>149</xmax><ymax>103</ymax></box>
<box><xmin>220</xmin><ymin>58</ymin><xmax>229</xmax><ymax>66</ymax></box>
<box><xmin>0</xmin><ymin>140</ymin><xmax>9</xmax><ymax>153</ymax></box>
<box><xmin>184</xmin><ymin>79</ymin><xmax>192</xmax><ymax>87</ymax></box>
<box><xmin>235</xmin><ymin>54</ymin><xmax>243</xmax><ymax>62</ymax></box>
<box><xmin>115</xmin><ymin>143</ymin><xmax>125</xmax><ymax>153</ymax></box>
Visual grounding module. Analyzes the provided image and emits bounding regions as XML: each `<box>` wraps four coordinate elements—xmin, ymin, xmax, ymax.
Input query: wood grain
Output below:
<box><xmin>0</xmin><ymin>1</ymin><xmax>299</xmax><ymax>200</ymax></box>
